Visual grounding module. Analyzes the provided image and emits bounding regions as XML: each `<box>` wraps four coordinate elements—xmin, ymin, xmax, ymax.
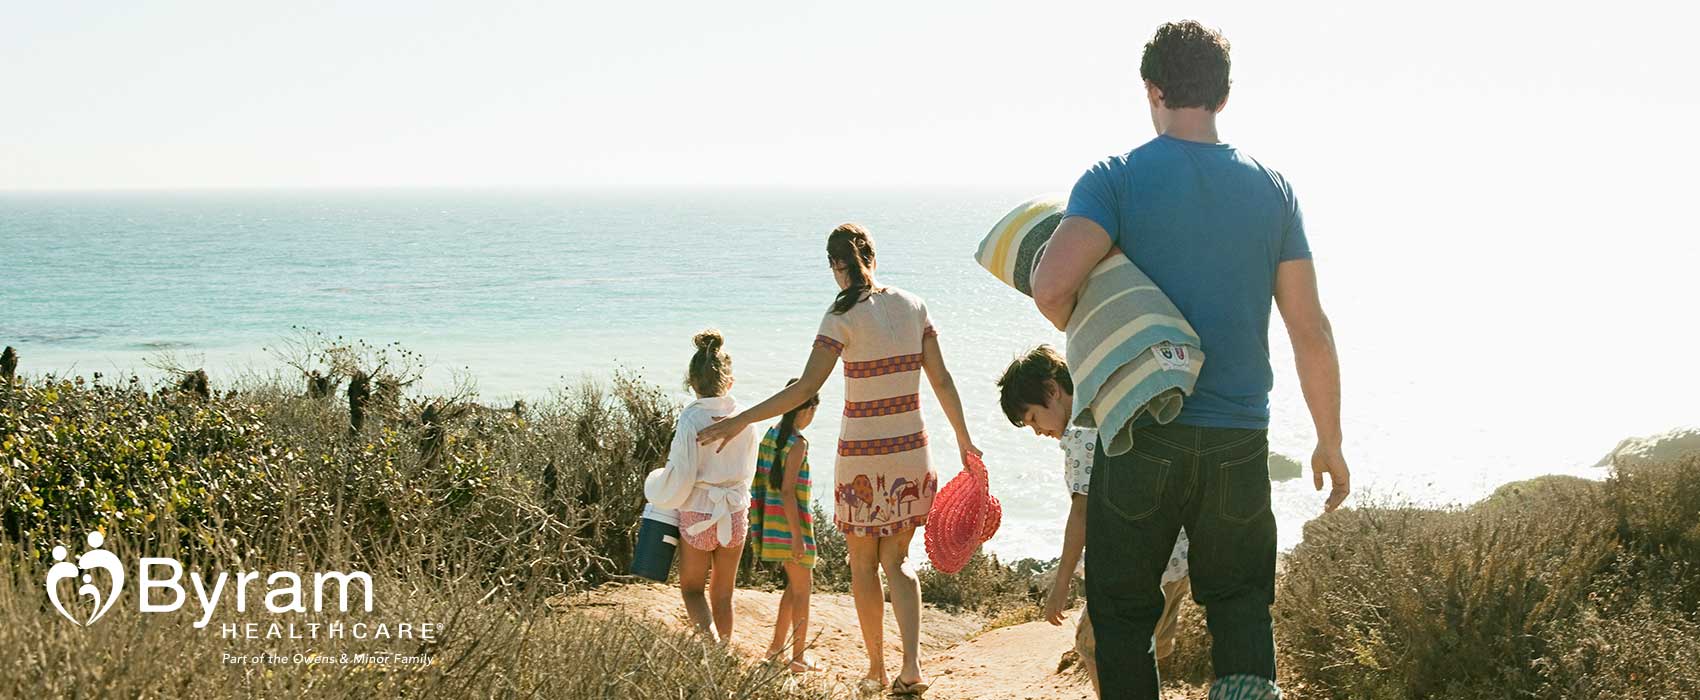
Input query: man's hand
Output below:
<box><xmin>1276</xmin><ymin>258</ymin><xmax>1347</xmax><ymax>513</ymax></box>
<box><xmin>1312</xmin><ymin>442</ymin><xmax>1350</xmax><ymax>512</ymax></box>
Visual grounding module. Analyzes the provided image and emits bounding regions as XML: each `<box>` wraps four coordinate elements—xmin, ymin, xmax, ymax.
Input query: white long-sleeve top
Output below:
<box><xmin>643</xmin><ymin>394</ymin><xmax>760</xmax><ymax>547</ymax></box>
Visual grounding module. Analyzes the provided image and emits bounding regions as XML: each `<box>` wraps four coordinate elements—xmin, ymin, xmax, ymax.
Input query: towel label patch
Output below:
<box><xmin>1153</xmin><ymin>342</ymin><xmax>1190</xmax><ymax>371</ymax></box>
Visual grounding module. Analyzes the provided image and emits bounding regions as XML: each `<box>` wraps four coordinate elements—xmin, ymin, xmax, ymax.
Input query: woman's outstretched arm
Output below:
<box><xmin>920</xmin><ymin>334</ymin><xmax>981</xmax><ymax>465</ymax></box>
<box><xmin>697</xmin><ymin>345</ymin><xmax>836</xmax><ymax>452</ymax></box>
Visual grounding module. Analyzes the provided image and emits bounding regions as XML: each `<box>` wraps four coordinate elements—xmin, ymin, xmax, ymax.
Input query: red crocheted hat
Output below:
<box><xmin>924</xmin><ymin>452</ymin><xmax>1001</xmax><ymax>574</ymax></box>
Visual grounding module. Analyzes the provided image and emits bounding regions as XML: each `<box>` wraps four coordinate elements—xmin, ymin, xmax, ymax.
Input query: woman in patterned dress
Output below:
<box><xmin>699</xmin><ymin>223</ymin><xmax>980</xmax><ymax>696</ymax></box>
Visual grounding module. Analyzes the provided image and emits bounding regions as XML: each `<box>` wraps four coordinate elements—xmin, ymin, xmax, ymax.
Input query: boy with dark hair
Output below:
<box><xmin>1032</xmin><ymin>19</ymin><xmax>1350</xmax><ymax>700</ymax></box>
<box><xmin>996</xmin><ymin>346</ymin><xmax>1191</xmax><ymax>695</ymax></box>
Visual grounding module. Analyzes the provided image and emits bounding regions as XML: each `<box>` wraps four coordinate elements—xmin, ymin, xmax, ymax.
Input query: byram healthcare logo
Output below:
<box><xmin>44</xmin><ymin>532</ymin><xmax>378</xmax><ymax>630</ymax></box>
<box><xmin>45</xmin><ymin>531</ymin><xmax>124</xmax><ymax>626</ymax></box>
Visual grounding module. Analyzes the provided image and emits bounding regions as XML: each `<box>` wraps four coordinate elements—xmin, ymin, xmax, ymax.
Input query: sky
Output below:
<box><xmin>3</xmin><ymin>1</ymin><xmax>1696</xmax><ymax>191</ymax></box>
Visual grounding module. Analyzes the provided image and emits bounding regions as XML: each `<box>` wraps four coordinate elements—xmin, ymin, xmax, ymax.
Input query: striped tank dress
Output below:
<box><xmin>814</xmin><ymin>287</ymin><xmax>941</xmax><ymax>538</ymax></box>
<box><xmin>749</xmin><ymin>425</ymin><xmax>816</xmax><ymax>567</ymax></box>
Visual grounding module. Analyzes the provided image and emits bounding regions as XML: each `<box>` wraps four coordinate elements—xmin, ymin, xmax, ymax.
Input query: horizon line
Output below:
<box><xmin>0</xmin><ymin>183</ymin><xmax>1060</xmax><ymax>195</ymax></box>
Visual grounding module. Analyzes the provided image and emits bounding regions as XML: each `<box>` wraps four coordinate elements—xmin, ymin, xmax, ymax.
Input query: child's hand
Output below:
<box><xmin>1042</xmin><ymin>577</ymin><xmax>1070</xmax><ymax>626</ymax></box>
<box><xmin>791</xmin><ymin>534</ymin><xmax>807</xmax><ymax>561</ymax></box>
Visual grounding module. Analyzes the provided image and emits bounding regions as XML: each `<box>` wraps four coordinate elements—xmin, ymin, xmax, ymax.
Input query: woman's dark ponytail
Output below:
<box><xmin>827</xmin><ymin>223</ymin><xmax>879</xmax><ymax>315</ymax></box>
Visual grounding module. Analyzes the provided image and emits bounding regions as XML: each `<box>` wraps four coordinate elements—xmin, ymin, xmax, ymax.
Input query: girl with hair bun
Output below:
<box><xmin>644</xmin><ymin>329</ymin><xmax>760</xmax><ymax>644</ymax></box>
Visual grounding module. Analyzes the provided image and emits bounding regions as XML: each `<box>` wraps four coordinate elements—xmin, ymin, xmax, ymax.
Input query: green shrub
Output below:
<box><xmin>0</xmin><ymin>367</ymin><xmax>674</xmax><ymax>591</ymax></box>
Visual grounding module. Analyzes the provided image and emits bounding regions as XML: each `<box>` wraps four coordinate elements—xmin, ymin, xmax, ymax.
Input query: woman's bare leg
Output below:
<box><xmin>879</xmin><ymin>527</ymin><xmax>924</xmax><ymax>687</ymax></box>
<box><xmin>845</xmin><ymin>532</ymin><xmax>887</xmax><ymax>686</ymax></box>
<box><xmin>677</xmin><ymin>543</ymin><xmax>715</xmax><ymax>639</ymax></box>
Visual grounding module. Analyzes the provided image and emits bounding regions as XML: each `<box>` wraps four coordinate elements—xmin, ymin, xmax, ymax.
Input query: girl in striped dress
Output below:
<box><xmin>700</xmin><ymin>223</ymin><xmax>981</xmax><ymax>696</ymax></box>
<box><xmin>750</xmin><ymin>379</ymin><xmax>821</xmax><ymax>673</ymax></box>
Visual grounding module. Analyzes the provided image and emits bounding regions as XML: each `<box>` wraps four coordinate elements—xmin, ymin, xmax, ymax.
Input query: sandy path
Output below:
<box><xmin>554</xmin><ymin>582</ymin><xmax>1106</xmax><ymax>699</ymax></box>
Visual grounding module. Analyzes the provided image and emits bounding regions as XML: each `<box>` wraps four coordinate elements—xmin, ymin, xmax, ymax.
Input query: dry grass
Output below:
<box><xmin>1272</xmin><ymin>461</ymin><xmax>1700</xmax><ymax>699</ymax></box>
<box><xmin>0</xmin><ymin>532</ymin><xmax>842</xmax><ymax>699</ymax></box>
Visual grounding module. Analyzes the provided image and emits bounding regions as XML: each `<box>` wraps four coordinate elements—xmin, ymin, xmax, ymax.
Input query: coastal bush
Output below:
<box><xmin>1604</xmin><ymin>454</ymin><xmax>1700</xmax><ymax>609</ymax></box>
<box><xmin>1273</xmin><ymin>459</ymin><xmax>1699</xmax><ymax>699</ymax></box>
<box><xmin>918</xmin><ymin>551</ymin><xmax>1047</xmax><ymax>618</ymax></box>
<box><xmin>0</xmin><ymin>369</ymin><xmax>676</xmax><ymax>590</ymax></box>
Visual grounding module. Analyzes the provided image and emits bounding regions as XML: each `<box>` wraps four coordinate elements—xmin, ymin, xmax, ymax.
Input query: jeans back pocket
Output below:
<box><xmin>1216</xmin><ymin>436</ymin><xmax>1271</xmax><ymax>524</ymax></box>
<box><xmin>1102</xmin><ymin>448</ymin><xmax>1171</xmax><ymax>522</ymax></box>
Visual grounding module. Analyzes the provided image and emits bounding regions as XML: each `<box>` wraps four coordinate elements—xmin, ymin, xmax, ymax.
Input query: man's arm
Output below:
<box><xmin>1031</xmin><ymin>217</ymin><xmax>1115</xmax><ymax>331</ymax></box>
<box><xmin>1273</xmin><ymin>258</ymin><xmax>1349</xmax><ymax>512</ymax></box>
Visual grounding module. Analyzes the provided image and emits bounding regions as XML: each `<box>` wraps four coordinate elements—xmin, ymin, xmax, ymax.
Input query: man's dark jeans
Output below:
<box><xmin>1085</xmin><ymin>423</ymin><xmax>1278</xmax><ymax>699</ymax></box>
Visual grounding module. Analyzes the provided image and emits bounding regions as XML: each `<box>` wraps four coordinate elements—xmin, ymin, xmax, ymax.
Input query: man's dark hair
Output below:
<box><xmin>1139</xmin><ymin>20</ymin><xmax>1232</xmax><ymax>111</ymax></box>
<box><xmin>996</xmin><ymin>345</ymin><xmax>1073</xmax><ymax>427</ymax></box>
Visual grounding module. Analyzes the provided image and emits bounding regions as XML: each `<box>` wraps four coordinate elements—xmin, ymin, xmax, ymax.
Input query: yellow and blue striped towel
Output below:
<box><xmin>976</xmin><ymin>194</ymin><xmax>1205</xmax><ymax>456</ymax></box>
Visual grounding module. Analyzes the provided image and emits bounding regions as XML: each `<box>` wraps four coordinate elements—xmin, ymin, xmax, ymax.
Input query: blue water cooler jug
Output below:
<box><xmin>631</xmin><ymin>504</ymin><xmax>681</xmax><ymax>582</ymax></box>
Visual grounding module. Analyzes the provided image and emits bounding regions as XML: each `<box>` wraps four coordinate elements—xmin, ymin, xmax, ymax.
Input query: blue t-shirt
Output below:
<box><xmin>1065</xmin><ymin>134</ymin><xmax>1310</xmax><ymax>429</ymax></box>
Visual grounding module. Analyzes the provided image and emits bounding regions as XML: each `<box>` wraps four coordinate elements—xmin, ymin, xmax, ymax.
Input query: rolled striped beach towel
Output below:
<box><xmin>976</xmin><ymin>194</ymin><xmax>1205</xmax><ymax>456</ymax></box>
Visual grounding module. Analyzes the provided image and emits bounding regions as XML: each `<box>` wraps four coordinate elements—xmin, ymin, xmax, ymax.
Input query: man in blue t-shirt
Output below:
<box><xmin>1031</xmin><ymin>20</ymin><xmax>1349</xmax><ymax>700</ymax></box>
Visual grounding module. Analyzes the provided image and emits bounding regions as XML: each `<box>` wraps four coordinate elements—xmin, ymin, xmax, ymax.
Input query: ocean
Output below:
<box><xmin>2</xmin><ymin>188</ymin><xmax>1694</xmax><ymax>560</ymax></box>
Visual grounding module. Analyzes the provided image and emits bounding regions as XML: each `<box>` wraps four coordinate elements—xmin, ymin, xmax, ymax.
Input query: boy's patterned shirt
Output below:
<box><xmin>1060</xmin><ymin>428</ymin><xmax>1096</xmax><ymax>496</ymax></box>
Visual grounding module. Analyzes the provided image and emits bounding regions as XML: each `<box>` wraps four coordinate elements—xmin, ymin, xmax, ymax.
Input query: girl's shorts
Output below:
<box><xmin>678</xmin><ymin>510</ymin><xmax>748</xmax><ymax>551</ymax></box>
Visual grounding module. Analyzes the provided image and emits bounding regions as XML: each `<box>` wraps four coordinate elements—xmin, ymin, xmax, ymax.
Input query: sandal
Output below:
<box><xmin>856</xmin><ymin>678</ymin><xmax>887</xmax><ymax>696</ymax></box>
<box><xmin>889</xmin><ymin>678</ymin><xmax>929</xmax><ymax>697</ymax></box>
